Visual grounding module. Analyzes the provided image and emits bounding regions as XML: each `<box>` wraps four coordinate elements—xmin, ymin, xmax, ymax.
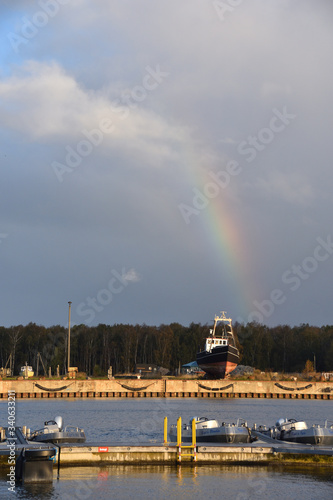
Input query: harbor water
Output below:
<box><xmin>1</xmin><ymin>398</ymin><xmax>332</xmax><ymax>499</ymax></box>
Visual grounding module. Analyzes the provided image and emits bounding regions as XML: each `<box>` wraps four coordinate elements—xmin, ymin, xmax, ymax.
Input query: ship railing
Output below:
<box><xmin>175</xmin><ymin>417</ymin><xmax>197</xmax><ymax>462</ymax></box>
<box><xmin>62</xmin><ymin>425</ymin><xmax>84</xmax><ymax>432</ymax></box>
<box><xmin>30</xmin><ymin>424</ymin><xmax>84</xmax><ymax>438</ymax></box>
<box><xmin>236</xmin><ymin>418</ymin><xmax>248</xmax><ymax>427</ymax></box>
<box><xmin>30</xmin><ymin>426</ymin><xmax>58</xmax><ymax>437</ymax></box>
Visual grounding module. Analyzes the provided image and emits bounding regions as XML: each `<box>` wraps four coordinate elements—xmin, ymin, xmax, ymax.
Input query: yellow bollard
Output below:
<box><xmin>177</xmin><ymin>416</ymin><xmax>182</xmax><ymax>462</ymax></box>
<box><xmin>164</xmin><ymin>417</ymin><xmax>168</xmax><ymax>444</ymax></box>
<box><xmin>177</xmin><ymin>417</ymin><xmax>182</xmax><ymax>446</ymax></box>
<box><xmin>192</xmin><ymin>418</ymin><xmax>197</xmax><ymax>461</ymax></box>
<box><xmin>192</xmin><ymin>418</ymin><xmax>196</xmax><ymax>447</ymax></box>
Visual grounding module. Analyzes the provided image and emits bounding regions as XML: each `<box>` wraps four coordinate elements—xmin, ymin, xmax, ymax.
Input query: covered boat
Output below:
<box><xmin>197</xmin><ymin>312</ymin><xmax>239</xmax><ymax>378</ymax></box>
<box><xmin>30</xmin><ymin>416</ymin><xmax>86</xmax><ymax>444</ymax></box>
<box><xmin>169</xmin><ymin>417</ymin><xmax>251</xmax><ymax>443</ymax></box>
<box><xmin>253</xmin><ymin>418</ymin><xmax>333</xmax><ymax>446</ymax></box>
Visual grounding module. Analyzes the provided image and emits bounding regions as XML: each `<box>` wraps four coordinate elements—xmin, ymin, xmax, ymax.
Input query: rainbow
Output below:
<box><xmin>193</xmin><ymin>164</ymin><xmax>256</xmax><ymax>321</ymax></box>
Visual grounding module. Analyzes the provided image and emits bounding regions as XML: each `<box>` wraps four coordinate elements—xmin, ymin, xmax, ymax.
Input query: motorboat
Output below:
<box><xmin>197</xmin><ymin>312</ymin><xmax>239</xmax><ymax>378</ymax></box>
<box><xmin>30</xmin><ymin>416</ymin><xmax>86</xmax><ymax>443</ymax></box>
<box><xmin>253</xmin><ymin>418</ymin><xmax>333</xmax><ymax>446</ymax></box>
<box><xmin>169</xmin><ymin>416</ymin><xmax>251</xmax><ymax>443</ymax></box>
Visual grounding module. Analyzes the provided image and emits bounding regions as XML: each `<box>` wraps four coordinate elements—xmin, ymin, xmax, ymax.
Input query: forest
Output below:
<box><xmin>0</xmin><ymin>321</ymin><xmax>332</xmax><ymax>378</ymax></box>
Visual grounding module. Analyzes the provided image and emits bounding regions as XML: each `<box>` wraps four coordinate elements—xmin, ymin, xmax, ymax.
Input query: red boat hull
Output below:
<box><xmin>197</xmin><ymin>345</ymin><xmax>239</xmax><ymax>379</ymax></box>
<box><xmin>197</xmin><ymin>360</ymin><xmax>238</xmax><ymax>379</ymax></box>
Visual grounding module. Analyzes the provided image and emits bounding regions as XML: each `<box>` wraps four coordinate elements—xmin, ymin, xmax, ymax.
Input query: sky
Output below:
<box><xmin>1</xmin><ymin>0</ymin><xmax>333</xmax><ymax>329</ymax></box>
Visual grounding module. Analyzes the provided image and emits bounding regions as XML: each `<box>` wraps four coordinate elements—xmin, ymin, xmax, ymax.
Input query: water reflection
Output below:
<box><xmin>1</xmin><ymin>464</ymin><xmax>332</xmax><ymax>500</ymax></box>
<box><xmin>54</xmin><ymin>464</ymin><xmax>333</xmax><ymax>491</ymax></box>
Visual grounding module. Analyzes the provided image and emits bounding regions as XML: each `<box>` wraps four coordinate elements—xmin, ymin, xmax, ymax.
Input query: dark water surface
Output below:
<box><xmin>1</xmin><ymin>398</ymin><xmax>332</xmax><ymax>499</ymax></box>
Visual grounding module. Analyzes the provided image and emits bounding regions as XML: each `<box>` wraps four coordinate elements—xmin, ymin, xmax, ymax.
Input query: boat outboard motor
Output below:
<box><xmin>54</xmin><ymin>416</ymin><xmax>63</xmax><ymax>431</ymax></box>
<box><xmin>276</xmin><ymin>418</ymin><xmax>287</xmax><ymax>427</ymax></box>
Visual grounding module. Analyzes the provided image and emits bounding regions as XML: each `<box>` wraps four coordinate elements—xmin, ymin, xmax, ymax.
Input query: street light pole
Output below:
<box><xmin>68</xmin><ymin>301</ymin><xmax>72</xmax><ymax>374</ymax></box>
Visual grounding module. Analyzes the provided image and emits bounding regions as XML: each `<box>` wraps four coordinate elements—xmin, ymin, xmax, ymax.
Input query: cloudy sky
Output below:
<box><xmin>1</xmin><ymin>0</ymin><xmax>332</xmax><ymax>329</ymax></box>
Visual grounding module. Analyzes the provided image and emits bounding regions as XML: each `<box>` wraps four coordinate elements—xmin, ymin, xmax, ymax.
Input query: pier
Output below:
<box><xmin>1</xmin><ymin>423</ymin><xmax>332</xmax><ymax>485</ymax></box>
<box><xmin>1</xmin><ymin>428</ymin><xmax>333</xmax><ymax>469</ymax></box>
<box><xmin>0</xmin><ymin>379</ymin><xmax>333</xmax><ymax>400</ymax></box>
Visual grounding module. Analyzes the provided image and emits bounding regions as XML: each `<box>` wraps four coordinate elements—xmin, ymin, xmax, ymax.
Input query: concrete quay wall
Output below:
<box><xmin>0</xmin><ymin>379</ymin><xmax>332</xmax><ymax>399</ymax></box>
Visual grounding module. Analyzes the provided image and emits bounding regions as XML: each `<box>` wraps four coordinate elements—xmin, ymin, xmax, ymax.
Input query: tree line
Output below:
<box><xmin>0</xmin><ymin>321</ymin><xmax>332</xmax><ymax>377</ymax></box>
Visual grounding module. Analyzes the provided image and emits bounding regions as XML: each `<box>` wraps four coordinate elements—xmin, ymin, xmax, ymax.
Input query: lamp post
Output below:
<box><xmin>68</xmin><ymin>301</ymin><xmax>72</xmax><ymax>374</ymax></box>
<box><xmin>313</xmin><ymin>352</ymin><xmax>316</xmax><ymax>372</ymax></box>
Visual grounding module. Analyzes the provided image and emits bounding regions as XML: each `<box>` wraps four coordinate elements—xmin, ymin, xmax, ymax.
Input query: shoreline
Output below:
<box><xmin>1</xmin><ymin>379</ymin><xmax>332</xmax><ymax>399</ymax></box>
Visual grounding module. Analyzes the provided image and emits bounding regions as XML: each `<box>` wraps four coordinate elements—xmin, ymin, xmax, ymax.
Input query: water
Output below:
<box><xmin>5</xmin><ymin>464</ymin><xmax>333</xmax><ymax>500</ymax></box>
<box><xmin>1</xmin><ymin>398</ymin><xmax>333</xmax><ymax>499</ymax></box>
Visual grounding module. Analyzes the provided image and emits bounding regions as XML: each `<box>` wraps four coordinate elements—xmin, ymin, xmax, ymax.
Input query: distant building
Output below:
<box><xmin>182</xmin><ymin>361</ymin><xmax>205</xmax><ymax>375</ymax></box>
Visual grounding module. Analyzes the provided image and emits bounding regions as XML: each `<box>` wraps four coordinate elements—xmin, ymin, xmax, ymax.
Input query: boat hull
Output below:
<box><xmin>169</xmin><ymin>425</ymin><xmax>250</xmax><ymax>444</ymax></box>
<box><xmin>279</xmin><ymin>427</ymin><xmax>333</xmax><ymax>446</ymax></box>
<box><xmin>197</xmin><ymin>345</ymin><xmax>239</xmax><ymax>378</ymax></box>
<box><xmin>31</xmin><ymin>430</ymin><xmax>86</xmax><ymax>444</ymax></box>
<box><xmin>254</xmin><ymin>419</ymin><xmax>333</xmax><ymax>446</ymax></box>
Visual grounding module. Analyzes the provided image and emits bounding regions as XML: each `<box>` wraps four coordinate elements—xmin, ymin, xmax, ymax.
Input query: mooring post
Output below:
<box><xmin>57</xmin><ymin>445</ymin><xmax>61</xmax><ymax>479</ymax></box>
<box><xmin>192</xmin><ymin>418</ymin><xmax>197</xmax><ymax>461</ymax></box>
<box><xmin>164</xmin><ymin>417</ymin><xmax>168</xmax><ymax>444</ymax></box>
<box><xmin>177</xmin><ymin>417</ymin><xmax>182</xmax><ymax>462</ymax></box>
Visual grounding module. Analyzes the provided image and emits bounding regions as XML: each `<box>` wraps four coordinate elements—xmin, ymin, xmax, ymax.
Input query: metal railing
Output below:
<box><xmin>164</xmin><ymin>416</ymin><xmax>197</xmax><ymax>462</ymax></box>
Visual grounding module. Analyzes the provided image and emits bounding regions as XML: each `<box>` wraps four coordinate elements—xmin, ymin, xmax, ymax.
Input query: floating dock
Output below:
<box><xmin>0</xmin><ymin>428</ymin><xmax>332</xmax><ymax>468</ymax></box>
<box><xmin>1</xmin><ymin>379</ymin><xmax>333</xmax><ymax>399</ymax></box>
<box><xmin>1</xmin><ymin>441</ymin><xmax>333</xmax><ymax>468</ymax></box>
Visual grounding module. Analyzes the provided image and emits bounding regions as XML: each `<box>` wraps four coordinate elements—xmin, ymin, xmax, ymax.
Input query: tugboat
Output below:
<box><xmin>30</xmin><ymin>416</ymin><xmax>86</xmax><ymax>443</ymax></box>
<box><xmin>253</xmin><ymin>418</ymin><xmax>333</xmax><ymax>446</ymax></box>
<box><xmin>197</xmin><ymin>312</ymin><xmax>239</xmax><ymax>378</ymax></box>
<box><xmin>169</xmin><ymin>417</ymin><xmax>251</xmax><ymax>443</ymax></box>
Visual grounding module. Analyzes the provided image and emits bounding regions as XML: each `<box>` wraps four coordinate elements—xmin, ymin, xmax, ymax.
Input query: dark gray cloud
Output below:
<box><xmin>1</xmin><ymin>0</ymin><xmax>332</xmax><ymax>328</ymax></box>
